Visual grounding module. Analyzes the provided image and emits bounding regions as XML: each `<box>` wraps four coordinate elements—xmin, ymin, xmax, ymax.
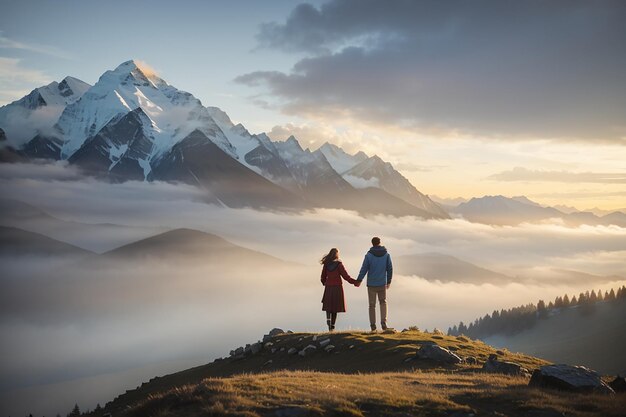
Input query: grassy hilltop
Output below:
<box><xmin>89</xmin><ymin>330</ymin><xmax>625</xmax><ymax>417</ymax></box>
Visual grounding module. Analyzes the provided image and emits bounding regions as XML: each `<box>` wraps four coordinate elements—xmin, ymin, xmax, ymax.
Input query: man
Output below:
<box><xmin>355</xmin><ymin>236</ymin><xmax>393</xmax><ymax>331</ymax></box>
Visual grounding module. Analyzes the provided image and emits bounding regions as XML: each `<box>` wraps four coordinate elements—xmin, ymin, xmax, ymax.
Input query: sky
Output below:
<box><xmin>1</xmin><ymin>0</ymin><xmax>625</xmax><ymax>209</ymax></box>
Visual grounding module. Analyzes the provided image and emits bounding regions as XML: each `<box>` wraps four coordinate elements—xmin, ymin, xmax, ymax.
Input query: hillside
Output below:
<box><xmin>101</xmin><ymin>228</ymin><xmax>288</xmax><ymax>266</ymax></box>
<box><xmin>485</xmin><ymin>301</ymin><xmax>626</xmax><ymax>376</ymax></box>
<box><xmin>395</xmin><ymin>252</ymin><xmax>511</xmax><ymax>283</ymax></box>
<box><xmin>85</xmin><ymin>330</ymin><xmax>626</xmax><ymax>417</ymax></box>
<box><xmin>0</xmin><ymin>225</ymin><xmax>92</xmax><ymax>257</ymax></box>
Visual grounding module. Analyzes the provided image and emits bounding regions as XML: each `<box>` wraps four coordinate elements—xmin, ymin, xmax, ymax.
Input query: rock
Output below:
<box><xmin>483</xmin><ymin>354</ymin><xmax>529</xmax><ymax>376</ymax></box>
<box><xmin>496</xmin><ymin>349</ymin><xmax>505</xmax><ymax>355</ymax></box>
<box><xmin>432</xmin><ymin>328</ymin><xmax>444</xmax><ymax>335</ymax></box>
<box><xmin>456</xmin><ymin>336</ymin><xmax>469</xmax><ymax>342</ymax></box>
<box><xmin>244</xmin><ymin>344</ymin><xmax>252</xmax><ymax>354</ymax></box>
<box><xmin>271</xmin><ymin>348</ymin><xmax>277</xmax><ymax>354</ymax></box>
<box><xmin>250</xmin><ymin>342</ymin><xmax>262</xmax><ymax>355</ymax></box>
<box><xmin>609</xmin><ymin>376</ymin><xmax>626</xmax><ymax>393</ymax></box>
<box><xmin>287</xmin><ymin>330</ymin><xmax>294</xmax><ymax>334</ymax></box>
<box><xmin>263</xmin><ymin>360</ymin><xmax>273</xmax><ymax>366</ymax></box>
<box><xmin>382</xmin><ymin>328</ymin><xmax>397</xmax><ymax>334</ymax></box>
<box><xmin>349</xmin><ymin>345</ymin><xmax>355</xmax><ymax>349</ymax></box>
<box><xmin>415</xmin><ymin>344</ymin><xmax>462</xmax><ymax>364</ymax></box>
<box><xmin>432</xmin><ymin>335</ymin><xmax>444</xmax><ymax>340</ymax></box>
<box><xmin>287</xmin><ymin>347</ymin><xmax>298</xmax><ymax>355</ymax></box>
<box><xmin>234</xmin><ymin>347</ymin><xmax>244</xmax><ymax>356</ymax></box>
<box><xmin>324</xmin><ymin>344</ymin><xmax>335</xmax><ymax>352</ymax></box>
<box><xmin>529</xmin><ymin>364</ymin><xmax>615</xmax><ymax>394</ymax></box>
<box><xmin>265</xmin><ymin>342</ymin><xmax>274</xmax><ymax>348</ymax></box>
<box><xmin>404</xmin><ymin>357</ymin><xmax>414</xmax><ymax>363</ymax></box>
<box><xmin>319</xmin><ymin>338</ymin><xmax>331</xmax><ymax>348</ymax></box>
<box><xmin>299</xmin><ymin>344</ymin><xmax>317</xmax><ymax>356</ymax></box>
<box><xmin>312</xmin><ymin>335</ymin><xmax>318</xmax><ymax>341</ymax></box>
<box><xmin>269</xmin><ymin>328</ymin><xmax>284</xmax><ymax>337</ymax></box>
<box><xmin>465</xmin><ymin>356</ymin><xmax>478</xmax><ymax>365</ymax></box>
<box><xmin>298</xmin><ymin>337</ymin><xmax>303</xmax><ymax>342</ymax></box>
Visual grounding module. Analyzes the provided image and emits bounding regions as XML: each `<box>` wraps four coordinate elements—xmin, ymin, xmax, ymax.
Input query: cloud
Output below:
<box><xmin>0</xmin><ymin>57</ymin><xmax>52</xmax><ymax>106</ymax></box>
<box><xmin>489</xmin><ymin>167</ymin><xmax>626</xmax><ymax>184</ymax></box>
<box><xmin>1</xmin><ymin>163</ymin><xmax>625</xmax><ymax>415</ymax></box>
<box><xmin>239</xmin><ymin>0</ymin><xmax>626</xmax><ymax>143</ymax></box>
<box><xmin>0</xmin><ymin>33</ymin><xmax>73</xmax><ymax>60</ymax></box>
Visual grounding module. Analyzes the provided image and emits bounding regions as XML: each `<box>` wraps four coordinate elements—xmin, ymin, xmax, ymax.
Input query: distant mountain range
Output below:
<box><xmin>450</xmin><ymin>195</ymin><xmax>626</xmax><ymax>227</ymax></box>
<box><xmin>0</xmin><ymin>60</ymin><xmax>446</xmax><ymax>219</ymax></box>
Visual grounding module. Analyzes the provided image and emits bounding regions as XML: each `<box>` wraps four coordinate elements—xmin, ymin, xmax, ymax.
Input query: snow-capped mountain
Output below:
<box><xmin>317</xmin><ymin>142</ymin><xmax>368</xmax><ymax>174</ymax></box>
<box><xmin>0</xmin><ymin>77</ymin><xmax>90</xmax><ymax>147</ymax></box>
<box><xmin>1</xmin><ymin>60</ymin><xmax>449</xmax><ymax>218</ymax></box>
<box><xmin>55</xmin><ymin>60</ymin><xmax>235</xmax><ymax>165</ymax></box>
<box><xmin>318</xmin><ymin>146</ymin><xmax>448</xmax><ymax>218</ymax></box>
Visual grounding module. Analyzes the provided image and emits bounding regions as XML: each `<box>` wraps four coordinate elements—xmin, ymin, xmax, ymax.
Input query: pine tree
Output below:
<box><xmin>607</xmin><ymin>288</ymin><xmax>616</xmax><ymax>301</ymax></box>
<box><xmin>68</xmin><ymin>403</ymin><xmax>80</xmax><ymax>417</ymax></box>
<box><xmin>570</xmin><ymin>295</ymin><xmax>577</xmax><ymax>305</ymax></box>
<box><xmin>562</xmin><ymin>294</ymin><xmax>570</xmax><ymax>307</ymax></box>
<box><xmin>537</xmin><ymin>299</ymin><xmax>547</xmax><ymax>318</ymax></box>
<box><xmin>590</xmin><ymin>290</ymin><xmax>598</xmax><ymax>303</ymax></box>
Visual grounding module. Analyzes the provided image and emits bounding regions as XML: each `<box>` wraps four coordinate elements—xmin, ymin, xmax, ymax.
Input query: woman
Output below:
<box><xmin>320</xmin><ymin>247</ymin><xmax>358</xmax><ymax>331</ymax></box>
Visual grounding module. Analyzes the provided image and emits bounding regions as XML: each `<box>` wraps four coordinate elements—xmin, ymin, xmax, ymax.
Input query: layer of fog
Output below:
<box><xmin>1</xmin><ymin>163</ymin><xmax>625</xmax><ymax>416</ymax></box>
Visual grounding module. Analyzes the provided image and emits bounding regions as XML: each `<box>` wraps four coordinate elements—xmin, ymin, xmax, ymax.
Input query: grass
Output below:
<box><xmin>87</xmin><ymin>331</ymin><xmax>624</xmax><ymax>417</ymax></box>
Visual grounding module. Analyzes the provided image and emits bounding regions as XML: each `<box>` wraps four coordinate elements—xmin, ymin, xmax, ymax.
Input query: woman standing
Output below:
<box><xmin>320</xmin><ymin>248</ymin><xmax>358</xmax><ymax>331</ymax></box>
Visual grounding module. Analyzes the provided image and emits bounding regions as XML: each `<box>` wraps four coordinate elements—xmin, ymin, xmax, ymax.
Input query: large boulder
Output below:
<box><xmin>483</xmin><ymin>354</ymin><xmax>529</xmax><ymax>376</ymax></box>
<box><xmin>529</xmin><ymin>364</ymin><xmax>614</xmax><ymax>394</ymax></box>
<box><xmin>415</xmin><ymin>344</ymin><xmax>462</xmax><ymax>364</ymax></box>
<box><xmin>263</xmin><ymin>328</ymin><xmax>285</xmax><ymax>342</ymax></box>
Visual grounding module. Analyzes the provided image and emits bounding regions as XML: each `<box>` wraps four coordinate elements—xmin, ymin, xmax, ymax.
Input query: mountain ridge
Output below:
<box><xmin>0</xmin><ymin>60</ymin><xmax>447</xmax><ymax>218</ymax></box>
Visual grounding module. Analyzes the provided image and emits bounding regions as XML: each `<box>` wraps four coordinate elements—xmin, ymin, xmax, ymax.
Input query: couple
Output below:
<box><xmin>320</xmin><ymin>236</ymin><xmax>393</xmax><ymax>332</ymax></box>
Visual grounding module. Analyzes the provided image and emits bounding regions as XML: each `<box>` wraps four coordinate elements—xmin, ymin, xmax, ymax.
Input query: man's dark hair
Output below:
<box><xmin>372</xmin><ymin>236</ymin><xmax>381</xmax><ymax>246</ymax></box>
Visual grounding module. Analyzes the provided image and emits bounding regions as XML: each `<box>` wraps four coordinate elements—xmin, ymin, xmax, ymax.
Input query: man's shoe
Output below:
<box><xmin>370</xmin><ymin>324</ymin><xmax>377</xmax><ymax>333</ymax></box>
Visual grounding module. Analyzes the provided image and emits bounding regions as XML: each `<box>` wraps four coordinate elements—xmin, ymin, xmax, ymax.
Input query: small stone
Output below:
<box><xmin>432</xmin><ymin>328</ymin><xmax>444</xmax><ymax>335</ymax></box>
<box><xmin>382</xmin><ymin>328</ymin><xmax>397</xmax><ymax>334</ymax></box>
<box><xmin>415</xmin><ymin>344</ymin><xmax>462</xmax><ymax>364</ymax></box>
<box><xmin>299</xmin><ymin>344</ymin><xmax>317</xmax><ymax>356</ymax></box>
<box><xmin>319</xmin><ymin>338</ymin><xmax>331</xmax><ymax>347</ymax></box>
<box><xmin>269</xmin><ymin>328</ymin><xmax>284</xmax><ymax>337</ymax></box>
<box><xmin>483</xmin><ymin>354</ymin><xmax>529</xmax><ymax>376</ymax></box>
<box><xmin>349</xmin><ymin>345</ymin><xmax>355</xmax><ymax>349</ymax></box>
<box><xmin>298</xmin><ymin>337</ymin><xmax>303</xmax><ymax>342</ymax></box>
<box><xmin>287</xmin><ymin>347</ymin><xmax>298</xmax><ymax>355</ymax></box>
<box><xmin>271</xmin><ymin>348</ymin><xmax>277</xmax><ymax>354</ymax></box>
<box><xmin>265</xmin><ymin>342</ymin><xmax>274</xmax><ymax>348</ymax></box>
<box><xmin>324</xmin><ymin>344</ymin><xmax>335</xmax><ymax>352</ymax></box>
<box><xmin>263</xmin><ymin>359</ymin><xmax>273</xmax><ymax>366</ymax></box>
<box><xmin>404</xmin><ymin>357</ymin><xmax>413</xmax><ymax>363</ymax></box>
<box><xmin>312</xmin><ymin>335</ymin><xmax>318</xmax><ymax>341</ymax></box>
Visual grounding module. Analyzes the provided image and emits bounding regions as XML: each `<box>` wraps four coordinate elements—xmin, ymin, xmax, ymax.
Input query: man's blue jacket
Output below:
<box><xmin>357</xmin><ymin>246</ymin><xmax>393</xmax><ymax>286</ymax></box>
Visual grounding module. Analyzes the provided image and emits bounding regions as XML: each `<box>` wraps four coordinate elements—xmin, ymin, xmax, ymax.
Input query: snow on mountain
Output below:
<box><xmin>317</xmin><ymin>142</ymin><xmax>368</xmax><ymax>174</ymax></box>
<box><xmin>56</xmin><ymin>60</ymin><xmax>234</xmax><ymax>163</ymax></box>
<box><xmin>0</xmin><ymin>76</ymin><xmax>90</xmax><ymax>147</ymax></box>
<box><xmin>341</xmin><ymin>155</ymin><xmax>449</xmax><ymax>217</ymax></box>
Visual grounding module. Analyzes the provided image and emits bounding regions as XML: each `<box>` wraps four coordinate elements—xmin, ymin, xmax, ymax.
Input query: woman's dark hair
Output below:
<box><xmin>320</xmin><ymin>248</ymin><xmax>339</xmax><ymax>265</ymax></box>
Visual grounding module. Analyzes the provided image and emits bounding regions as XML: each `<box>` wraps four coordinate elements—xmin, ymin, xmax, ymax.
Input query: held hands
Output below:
<box><xmin>354</xmin><ymin>280</ymin><xmax>362</xmax><ymax>287</ymax></box>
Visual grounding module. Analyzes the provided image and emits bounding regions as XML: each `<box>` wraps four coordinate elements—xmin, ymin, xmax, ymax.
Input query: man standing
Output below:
<box><xmin>356</xmin><ymin>236</ymin><xmax>393</xmax><ymax>331</ymax></box>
